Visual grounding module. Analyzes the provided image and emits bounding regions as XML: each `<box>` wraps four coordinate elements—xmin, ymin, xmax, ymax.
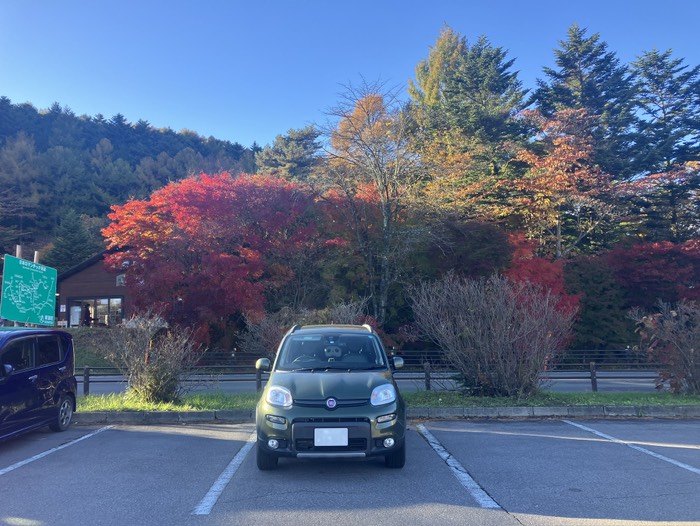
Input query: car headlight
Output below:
<box><xmin>371</xmin><ymin>384</ymin><xmax>396</xmax><ymax>406</ymax></box>
<box><xmin>266</xmin><ymin>386</ymin><xmax>293</xmax><ymax>408</ymax></box>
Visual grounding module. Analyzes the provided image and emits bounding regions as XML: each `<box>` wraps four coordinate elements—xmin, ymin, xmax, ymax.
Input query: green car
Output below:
<box><xmin>255</xmin><ymin>324</ymin><xmax>406</xmax><ymax>470</ymax></box>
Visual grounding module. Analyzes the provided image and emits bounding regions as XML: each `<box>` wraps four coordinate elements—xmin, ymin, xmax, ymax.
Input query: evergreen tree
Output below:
<box><xmin>0</xmin><ymin>132</ymin><xmax>41</xmax><ymax>245</ymax></box>
<box><xmin>42</xmin><ymin>209</ymin><xmax>103</xmax><ymax>272</ymax></box>
<box><xmin>410</xmin><ymin>28</ymin><xmax>527</xmax><ymax>174</ymax></box>
<box><xmin>409</xmin><ymin>26</ymin><xmax>529</xmax><ymax>221</ymax></box>
<box><xmin>256</xmin><ymin>125</ymin><xmax>322</xmax><ymax>180</ymax></box>
<box><xmin>564</xmin><ymin>255</ymin><xmax>635</xmax><ymax>349</ymax></box>
<box><xmin>532</xmin><ymin>24</ymin><xmax>638</xmax><ymax>179</ymax></box>
<box><xmin>628</xmin><ymin>49</ymin><xmax>700</xmax><ymax>242</ymax></box>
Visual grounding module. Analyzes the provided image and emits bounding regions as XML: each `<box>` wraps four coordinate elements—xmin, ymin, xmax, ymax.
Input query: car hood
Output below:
<box><xmin>270</xmin><ymin>369</ymin><xmax>395</xmax><ymax>400</ymax></box>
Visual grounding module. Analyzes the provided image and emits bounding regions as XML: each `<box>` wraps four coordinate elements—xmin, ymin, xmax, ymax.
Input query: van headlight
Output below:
<box><xmin>371</xmin><ymin>384</ymin><xmax>396</xmax><ymax>406</ymax></box>
<box><xmin>266</xmin><ymin>386</ymin><xmax>293</xmax><ymax>408</ymax></box>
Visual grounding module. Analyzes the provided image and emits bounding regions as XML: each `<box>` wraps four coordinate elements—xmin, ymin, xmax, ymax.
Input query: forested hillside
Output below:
<box><xmin>0</xmin><ymin>96</ymin><xmax>256</xmax><ymax>264</ymax></box>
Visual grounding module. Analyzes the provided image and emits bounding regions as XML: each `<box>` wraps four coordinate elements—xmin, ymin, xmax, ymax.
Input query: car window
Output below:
<box><xmin>36</xmin><ymin>335</ymin><xmax>62</xmax><ymax>366</ymax></box>
<box><xmin>1</xmin><ymin>339</ymin><xmax>34</xmax><ymax>372</ymax></box>
<box><xmin>277</xmin><ymin>333</ymin><xmax>386</xmax><ymax>370</ymax></box>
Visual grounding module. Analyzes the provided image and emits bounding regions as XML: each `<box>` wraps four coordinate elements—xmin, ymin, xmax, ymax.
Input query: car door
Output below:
<box><xmin>0</xmin><ymin>337</ymin><xmax>41</xmax><ymax>438</ymax></box>
<box><xmin>34</xmin><ymin>334</ymin><xmax>65</xmax><ymax>422</ymax></box>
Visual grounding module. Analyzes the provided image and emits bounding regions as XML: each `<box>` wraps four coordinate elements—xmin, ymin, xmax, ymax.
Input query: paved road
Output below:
<box><xmin>77</xmin><ymin>371</ymin><xmax>660</xmax><ymax>397</ymax></box>
<box><xmin>1</xmin><ymin>419</ymin><xmax>698</xmax><ymax>525</ymax></box>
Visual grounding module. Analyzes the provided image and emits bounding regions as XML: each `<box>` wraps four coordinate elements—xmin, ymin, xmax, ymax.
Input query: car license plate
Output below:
<box><xmin>314</xmin><ymin>428</ymin><xmax>348</xmax><ymax>446</ymax></box>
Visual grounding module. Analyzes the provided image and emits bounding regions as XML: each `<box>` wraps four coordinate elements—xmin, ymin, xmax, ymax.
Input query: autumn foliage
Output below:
<box><xmin>102</xmin><ymin>172</ymin><xmax>321</xmax><ymax>337</ymax></box>
<box><xmin>513</xmin><ymin>109</ymin><xmax>614</xmax><ymax>257</ymax></box>
<box><xmin>604</xmin><ymin>240</ymin><xmax>700</xmax><ymax>309</ymax></box>
<box><xmin>503</xmin><ymin>233</ymin><xmax>580</xmax><ymax>317</ymax></box>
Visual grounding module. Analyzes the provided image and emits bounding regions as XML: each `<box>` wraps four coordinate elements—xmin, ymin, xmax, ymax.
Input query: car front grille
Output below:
<box><xmin>295</xmin><ymin>438</ymin><xmax>368</xmax><ymax>452</ymax></box>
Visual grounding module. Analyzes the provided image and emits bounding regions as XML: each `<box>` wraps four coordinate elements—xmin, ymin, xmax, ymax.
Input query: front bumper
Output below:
<box><xmin>256</xmin><ymin>402</ymin><xmax>406</xmax><ymax>459</ymax></box>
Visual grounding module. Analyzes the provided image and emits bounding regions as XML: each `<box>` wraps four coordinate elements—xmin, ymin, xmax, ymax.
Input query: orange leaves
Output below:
<box><xmin>331</xmin><ymin>94</ymin><xmax>389</xmax><ymax>156</ymax></box>
<box><xmin>516</xmin><ymin>109</ymin><xmax>607</xmax><ymax>198</ymax></box>
<box><xmin>511</xmin><ymin>109</ymin><xmax>617</xmax><ymax>257</ymax></box>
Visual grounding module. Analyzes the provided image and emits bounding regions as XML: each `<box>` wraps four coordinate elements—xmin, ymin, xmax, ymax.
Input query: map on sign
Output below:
<box><xmin>1</xmin><ymin>255</ymin><xmax>57</xmax><ymax>326</ymax></box>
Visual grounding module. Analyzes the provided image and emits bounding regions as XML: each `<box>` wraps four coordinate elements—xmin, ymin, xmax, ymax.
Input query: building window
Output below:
<box><xmin>68</xmin><ymin>297</ymin><xmax>124</xmax><ymax>327</ymax></box>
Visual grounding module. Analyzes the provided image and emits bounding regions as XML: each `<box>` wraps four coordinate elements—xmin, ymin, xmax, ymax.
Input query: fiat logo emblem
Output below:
<box><xmin>326</xmin><ymin>398</ymin><xmax>337</xmax><ymax>409</ymax></box>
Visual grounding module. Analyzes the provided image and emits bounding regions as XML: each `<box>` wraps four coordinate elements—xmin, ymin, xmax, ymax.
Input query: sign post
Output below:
<box><xmin>1</xmin><ymin>254</ymin><xmax>57</xmax><ymax>326</ymax></box>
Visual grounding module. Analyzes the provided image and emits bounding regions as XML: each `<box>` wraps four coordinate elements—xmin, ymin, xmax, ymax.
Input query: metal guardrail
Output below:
<box><xmin>77</xmin><ymin>348</ymin><xmax>662</xmax><ymax>395</ymax></box>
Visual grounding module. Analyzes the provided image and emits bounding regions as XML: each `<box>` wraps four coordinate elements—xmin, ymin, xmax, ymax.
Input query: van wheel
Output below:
<box><xmin>384</xmin><ymin>442</ymin><xmax>405</xmax><ymax>469</ymax></box>
<box><xmin>50</xmin><ymin>395</ymin><xmax>73</xmax><ymax>432</ymax></box>
<box><xmin>256</xmin><ymin>443</ymin><xmax>279</xmax><ymax>470</ymax></box>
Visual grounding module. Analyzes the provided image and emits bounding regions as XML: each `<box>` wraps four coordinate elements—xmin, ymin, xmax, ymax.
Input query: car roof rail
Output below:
<box><xmin>289</xmin><ymin>324</ymin><xmax>301</xmax><ymax>334</ymax></box>
<box><xmin>361</xmin><ymin>324</ymin><xmax>373</xmax><ymax>333</ymax></box>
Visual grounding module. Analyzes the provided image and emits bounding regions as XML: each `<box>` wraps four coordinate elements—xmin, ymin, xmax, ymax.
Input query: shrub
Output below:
<box><xmin>96</xmin><ymin>312</ymin><xmax>201</xmax><ymax>403</ymax></box>
<box><xmin>409</xmin><ymin>273</ymin><xmax>576</xmax><ymax>398</ymax></box>
<box><xmin>630</xmin><ymin>300</ymin><xmax>700</xmax><ymax>394</ymax></box>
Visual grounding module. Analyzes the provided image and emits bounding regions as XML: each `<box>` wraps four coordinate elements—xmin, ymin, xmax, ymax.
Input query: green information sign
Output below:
<box><xmin>1</xmin><ymin>254</ymin><xmax>57</xmax><ymax>326</ymax></box>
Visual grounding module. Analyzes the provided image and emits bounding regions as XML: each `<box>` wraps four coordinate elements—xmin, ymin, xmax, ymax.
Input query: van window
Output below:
<box><xmin>36</xmin><ymin>336</ymin><xmax>62</xmax><ymax>366</ymax></box>
<box><xmin>1</xmin><ymin>339</ymin><xmax>34</xmax><ymax>372</ymax></box>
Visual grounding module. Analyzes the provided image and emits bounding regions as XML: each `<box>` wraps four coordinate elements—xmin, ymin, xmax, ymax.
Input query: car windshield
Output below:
<box><xmin>276</xmin><ymin>332</ymin><xmax>388</xmax><ymax>371</ymax></box>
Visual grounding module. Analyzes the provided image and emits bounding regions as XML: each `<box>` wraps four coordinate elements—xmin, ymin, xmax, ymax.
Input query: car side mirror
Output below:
<box><xmin>255</xmin><ymin>358</ymin><xmax>271</xmax><ymax>372</ymax></box>
<box><xmin>2</xmin><ymin>363</ymin><xmax>13</xmax><ymax>376</ymax></box>
<box><xmin>392</xmin><ymin>356</ymin><xmax>404</xmax><ymax>370</ymax></box>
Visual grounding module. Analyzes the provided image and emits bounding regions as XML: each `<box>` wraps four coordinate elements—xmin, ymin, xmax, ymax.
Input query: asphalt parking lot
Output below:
<box><xmin>1</xmin><ymin>419</ymin><xmax>698</xmax><ymax>526</ymax></box>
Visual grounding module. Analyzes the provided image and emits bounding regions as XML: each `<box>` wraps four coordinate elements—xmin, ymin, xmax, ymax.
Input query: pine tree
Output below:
<box><xmin>409</xmin><ymin>26</ymin><xmax>528</xmax><ymax>220</ymax></box>
<box><xmin>627</xmin><ymin>49</ymin><xmax>700</xmax><ymax>242</ymax></box>
<box><xmin>42</xmin><ymin>210</ymin><xmax>103</xmax><ymax>272</ymax></box>
<box><xmin>532</xmin><ymin>24</ymin><xmax>637</xmax><ymax>179</ymax></box>
<box><xmin>255</xmin><ymin>125</ymin><xmax>322</xmax><ymax>180</ymax></box>
<box><xmin>410</xmin><ymin>27</ymin><xmax>527</xmax><ymax>171</ymax></box>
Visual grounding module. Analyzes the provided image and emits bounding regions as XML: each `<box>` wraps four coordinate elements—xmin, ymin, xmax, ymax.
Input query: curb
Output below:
<box><xmin>73</xmin><ymin>405</ymin><xmax>700</xmax><ymax>425</ymax></box>
<box><xmin>74</xmin><ymin>409</ymin><xmax>254</xmax><ymax>425</ymax></box>
<box><xmin>407</xmin><ymin>405</ymin><xmax>700</xmax><ymax>419</ymax></box>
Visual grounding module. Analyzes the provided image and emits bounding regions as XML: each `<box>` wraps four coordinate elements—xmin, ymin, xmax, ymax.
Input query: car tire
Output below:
<box><xmin>384</xmin><ymin>442</ymin><xmax>405</xmax><ymax>469</ymax></box>
<box><xmin>49</xmin><ymin>394</ymin><xmax>74</xmax><ymax>432</ymax></box>
<box><xmin>256</xmin><ymin>442</ymin><xmax>279</xmax><ymax>470</ymax></box>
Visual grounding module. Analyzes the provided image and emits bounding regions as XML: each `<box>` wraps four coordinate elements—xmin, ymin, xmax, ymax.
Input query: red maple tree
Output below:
<box><xmin>604</xmin><ymin>239</ymin><xmax>700</xmax><ymax>309</ymax></box>
<box><xmin>503</xmin><ymin>232</ymin><xmax>581</xmax><ymax>317</ymax></box>
<box><xmin>102</xmin><ymin>172</ymin><xmax>323</xmax><ymax>338</ymax></box>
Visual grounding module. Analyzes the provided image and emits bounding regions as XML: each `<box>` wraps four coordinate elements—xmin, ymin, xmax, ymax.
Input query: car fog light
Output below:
<box><xmin>383</xmin><ymin>438</ymin><xmax>395</xmax><ymax>448</ymax></box>
<box><xmin>268</xmin><ymin>439</ymin><xmax>280</xmax><ymax>449</ymax></box>
<box><xmin>377</xmin><ymin>413</ymin><xmax>396</xmax><ymax>423</ymax></box>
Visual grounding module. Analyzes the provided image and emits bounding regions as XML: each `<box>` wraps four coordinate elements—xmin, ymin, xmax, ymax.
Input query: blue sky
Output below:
<box><xmin>2</xmin><ymin>1</ymin><xmax>699</xmax><ymax>149</ymax></box>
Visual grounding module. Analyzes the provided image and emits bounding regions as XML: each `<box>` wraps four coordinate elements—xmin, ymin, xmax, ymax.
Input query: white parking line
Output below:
<box><xmin>0</xmin><ymin>426</ymin><xmax>113</xmax><ymax>477</ymax></box>
<box><xmin>563</xmin><ymin>420</ymin><xmax>700</xmax><ymax>476</ymax></box>
<box><xmin>191</xmin><ymin>431</ymin><xmax>257</xmax><ymax>515</ymax></box>
<box><xmin>416</xmin><ymin>424</ymin><xmax>501</xmax><ymax>509</ymax></box>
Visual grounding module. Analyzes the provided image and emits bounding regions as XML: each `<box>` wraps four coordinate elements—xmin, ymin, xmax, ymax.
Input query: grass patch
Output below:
<box><xmin>77</xmin><ymin>389</ymin><xmax>700</xmax><ymax>412</ymax></box>
<box><xmin>404</xmin><ymin>390</ymin><xmax>700</xmax><ymax>407</ymax></box>
<box><xmin>77</xmin><ymin>392</ymin><xmax>260</xmax><ymax>412</ymax></box>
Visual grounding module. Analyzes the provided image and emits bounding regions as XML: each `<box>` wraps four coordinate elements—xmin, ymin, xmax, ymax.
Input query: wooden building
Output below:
<box><xmin>56</xmin><ymin>253</ymin><xmax>130</xmax><ymax>328</ymax></box>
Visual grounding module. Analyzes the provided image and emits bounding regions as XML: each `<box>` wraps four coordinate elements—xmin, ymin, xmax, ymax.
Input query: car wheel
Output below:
<box><xmin>384</xmin><ymin>442</ymin><xmax>405</xmax><ymax>469</ymax></box>
<box><xmin>49</xmin><ymin>394</ymin><xmax>74</xmax><ymax>432</ymax></box>
<box><xmin>256</xmin><ymin>442</ymin><xmax>279</xmax><ymax>470</ymax></box>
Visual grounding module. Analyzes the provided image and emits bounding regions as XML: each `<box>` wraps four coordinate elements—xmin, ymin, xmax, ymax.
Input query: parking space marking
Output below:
<box><xmin>191</xmin><ymin>431</ymin><xmax>256</xmax><ymax>515</ymax></box>
<box><xmin>416</xmin><ymin>424</ymin><xmax>501</xmax><ymax>509</ymax></box>
<box><xmin>0</xmin><ymin>426</ymin><xmax>113</xmax><ymax>477</ymax></box>
<box><xmin>563</xmin><ymin>420</ymin><xmax>700</xmax><ymax>476</ymax></box>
